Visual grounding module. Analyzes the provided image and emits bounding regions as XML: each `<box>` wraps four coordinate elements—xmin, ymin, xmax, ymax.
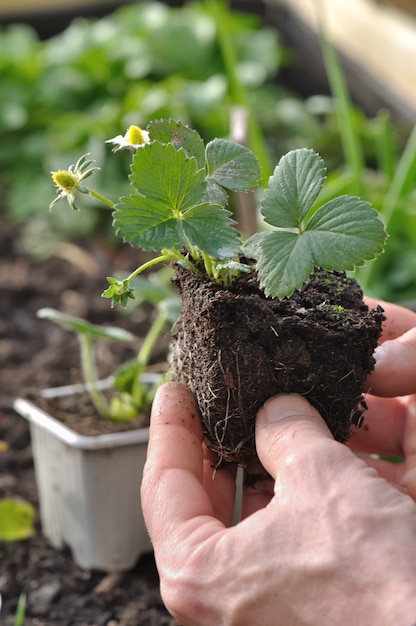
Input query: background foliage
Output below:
<box><xmin>0</xmin><ymin>1</ymin><xmax>288</xmax><ymax>234</ymax></box>
<box><xmin>1</xmin><ymin>0</ymin><xmax>416</xmax><ymax>304</ymax></box>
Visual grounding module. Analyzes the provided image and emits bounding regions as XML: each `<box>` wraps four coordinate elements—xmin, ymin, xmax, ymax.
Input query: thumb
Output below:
<box><xmin>255</xmin><ymin>394</ymin><xmax>333</xmax><ymax>479</ymax></box>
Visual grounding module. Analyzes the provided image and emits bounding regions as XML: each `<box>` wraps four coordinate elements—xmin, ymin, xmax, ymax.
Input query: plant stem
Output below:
<box><xmin>137</xmin><ymin>308</ymin><xmax>167</xmax><ymax>369</ymax></box>
<box><xmin>126</xmin><ymin>253</ymin><xmax>173</xmax><ymax>283</ymax></box>
<box><xmin>123</xmin><ymin>249</ymin><xmax>199</xmax><ymax>289</ymax></box>
<box><xmin>87</xmin><ymin>188</ymin><xmax>115</xmax><ymax>208</ymax></box>
<box><xmin>131</xmin><ymin>307</ymin><xmax>168</xmax><ymax>404</ymax></box>
<box><xmin>205</xmin><ymin>0</ymin><xmax>271</xmax><ymax>184</ymax></box>
<box><xmin>13</xmin><ymin>593</ymin><xmax>26</xmax><ymax>626</ymax></box>
<box><xmin>315</xmin><ymin>0</ymin><xmax>364</xmax><ymax>196</ymax></box>
<box><xmin>381</xmin><ymin>122</ymin><xmax>416</xmax><ymax>229</ymax></box>
<box><xmin>373</xmin><ymin>110</ymin><xmax>396</xmax><ymax>185</ymax></box>
<box><xmin>358</xmin><ymin>122</ymin><xmax>416</xmax><ymax>291</ymax></box>
<box><xmin>79</xmin><ymin>333</ymin><xmax>113</xmax><ymax>419</ymax></box>
<box><xmin>201</xmin><ymin>251</ymin><xmax>214</xmax><ymax>279</ymax></box>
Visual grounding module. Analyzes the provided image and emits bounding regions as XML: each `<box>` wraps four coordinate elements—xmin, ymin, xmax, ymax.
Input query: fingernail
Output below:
<box><xmin>407</xmin><ymin>400</ymin><xmax>416</xmax><ymax>419</ymax></box>
<box><xmin>263</xmin><ymin>394</ymin><xmax>315</xmax><ymax>423</ymax></box>
<box><xmin>373</xmin><ymin>343</ymin><xmax>386</xmax><ymax>364</ymax></box>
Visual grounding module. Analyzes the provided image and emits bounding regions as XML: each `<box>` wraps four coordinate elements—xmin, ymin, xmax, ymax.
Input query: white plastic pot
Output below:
<box><xmin>13</xmin><ymin>375</ymin><xmax>160</xmax><ymax>572</ymax></box>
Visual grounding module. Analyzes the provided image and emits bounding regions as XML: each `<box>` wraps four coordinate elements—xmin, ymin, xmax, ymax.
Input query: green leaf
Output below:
<box><xmin>113</xmin><ymin>359</ymin><xmax>143</xmax><ymax>393</ymax></box>
<box><xmin>206</xmin><ymin>138</ymin><xmax>261</xmax><ymax>191</ymax></box>
<box><xmin>113</xmin><ymin>194</ymin><xmax>185</xmax><ymax>251</ymax></box>
<box><xmin>242</xmin><ymin>231</ymin><xmax>263</xmax><ymax>259</ymax></box>
<box><xmin>114</xmin><ymin>141</ymin><xmax>240</xmax><ymax>258</ymax></box>
<box><xmin>182</xmin><ymin>203</ymin><xmax>241</xmax><ymax>259</ymax></box>
<box><xmin>129</xmin><ymin>141</ymin><xmax>207</xmax><ymax>206</ymax></box>
<box><xmin>37</xmin><ymin>308</ymin><xmax>135</xmax><ymax>342</ymax></box>
<box><xmin>204</xmin><ymin>179</ymin><xmax>228</xmax><ymax>206</ymax></box>
<box><xmin>261</xmin><ymin>148</ymin><xmax>326</xmax><ymax>228</ymax></box>
<box><xmin>148</xmin><ymin>119</ymin><xmax>206</xmax><ymax>169</ymax></box>
<box><xmin>256</xmin><ymin>148</ymin><xmax>387</xmax><ymax>298</ymax></box>
<box><xmin>257</xmin><ymin>196</ymin><xmax>387</xmax><ymax>298</ymax></box>
<box><xmin>0</xmin><ymin>499</ymin><xmax>35</xmax><ymax>541</ymax></box>
<box><xmin>109</xmin><ymin>393</ymin><xmax>141</xmax><ymax>421</ymax></box>
<box><xmin>256</xmin><ymin>231</ymin><xmax>314</xmax><ymax>298</ymax></box>
<box><xmin>304</xmin><ymin>196</ymin><xmax>386</xmax><ymax>269</ymax></box>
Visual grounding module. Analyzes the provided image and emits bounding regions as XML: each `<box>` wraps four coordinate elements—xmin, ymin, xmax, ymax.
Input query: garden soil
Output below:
<box><xmin>0</xmin><ymin>222</ymin><xmax>179</xmax><ymax>626</ymax></box>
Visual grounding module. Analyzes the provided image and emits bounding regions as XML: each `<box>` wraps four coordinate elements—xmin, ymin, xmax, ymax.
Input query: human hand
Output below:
<box><xmin>141</xmin><ymin>382</ymin><xmax>416</xmax><ymax>626</ymax></box>
<box><xmin>348</xmin><ymin>298</ymin><xmax>416</xmax><ymax>498</ymax></box>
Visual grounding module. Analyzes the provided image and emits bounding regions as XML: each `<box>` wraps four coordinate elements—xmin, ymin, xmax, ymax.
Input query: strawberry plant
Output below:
<box><xmin>50</xmin><ymin>118</ymin><xmax>386</xmax><ymax>463</ymax></box>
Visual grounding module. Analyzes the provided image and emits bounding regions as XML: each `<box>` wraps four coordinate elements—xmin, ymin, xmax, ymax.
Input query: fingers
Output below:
<box><xmin>145</xmin><ymin>381</ymin><xmax>203</xmax><ymax>475</ymax></box>
<box><xmin>358</xmin><ymin>455</ymin><xmax>405</xmax><ymax>486</ymax></box>
<box><xmin>141</xmin><ymin>382</ymin><xmax>225</xmax><ymax>551</ymax></box>
<box><xmin>348</xmin><ymin>394</ymin><xmax>416</xmax><ymax>499</ymax></box>
<box><xmin>367</xmin><ymin>327</ymin><xmax>416</xmax><ymax>397</ymax></box>
<box><xmin>255</xmin><ymin>394</ymin><xmax>335</xmax><ymax>480</ymax></box>
<box><xmin>364</xmin><ymin>298</ymin><xmax>416</xmax><ymax>396</ymax></box>
<box><xmin>401</xmin><ymin>399</ymin><xmax>416</xmax><ymax>500</ymax></box>
<box><xmin>364</xmin><ymin>298</ymin><xmax>416</xmax><ymax>341</ymax></box>
<box><xmin>348</xmin><ymin>394</ymin><xmax>406</xmax><ymax>457</ymax></box>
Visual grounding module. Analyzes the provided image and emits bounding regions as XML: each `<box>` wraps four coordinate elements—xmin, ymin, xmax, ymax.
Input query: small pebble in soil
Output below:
<box><xmin>29</xmin><ymin>580</ymin><xmax>62</xmax><ymax>616</ymax></box>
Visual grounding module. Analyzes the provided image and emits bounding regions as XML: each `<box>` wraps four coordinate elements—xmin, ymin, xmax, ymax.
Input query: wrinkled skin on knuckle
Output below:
<box><xmin>158</xmin><ymin>546</ymin><xmax>228</xmax><ymax>626</ymax></box>
<box><xmin>159</xmin><ymin>526</ymin><xmax>265</xmax><ymax>626</ymax></box>
<box><xmin>160</xmin><ymin>579</ymin><xmax>205</xmax><ymax>626</ymax></box>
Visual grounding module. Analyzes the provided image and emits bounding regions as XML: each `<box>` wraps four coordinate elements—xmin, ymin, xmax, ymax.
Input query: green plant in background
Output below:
<box><xmin>2</xmin><ymin>0</ymin><xmax>416</xmax><ymax>303</ymax></box>
<box><xmin>12</xmin><ymin>593</ymin><xmax>27</xmax><ymax>626</ymax></box>
<box><xmin>315</xmin><ymin>3</ymin><xmax>416</xmax><ymax>304</ymax></box>
<box><xmin>0</xmin><ymin>0</ymin><xmax>287</xmax><ymax>237</ymax></box>
<box><xmin>37</xmin><ymin>271</ymin><xmax>180</xmax><ymax>421</ymax></box>
<box><xmin>205</xmin><ymin>0</ymin><xmax>272</xmax><ymax>183</ymax></box>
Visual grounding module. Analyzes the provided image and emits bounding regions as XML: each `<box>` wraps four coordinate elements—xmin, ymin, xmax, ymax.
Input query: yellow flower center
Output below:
<box><xmin>52</xmin><ymin>169</ymin><xmax>79</xmax><ymax>193</ymax></box>
<box><xmin>126</xmin><ymin>125</ymin><xmax>146</xmax><ymax>145</ymax></box>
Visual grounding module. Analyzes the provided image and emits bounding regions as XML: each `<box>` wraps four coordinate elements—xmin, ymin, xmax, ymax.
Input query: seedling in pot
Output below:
<box><xmin>50</xmin><ymin>119</ymin><xmax>387</xmax><ymax>463</ymax></box>
<box><xmin>37</xmin><ymin>276</ymin><xmax>180</xmax><ymax>422</ymax></box>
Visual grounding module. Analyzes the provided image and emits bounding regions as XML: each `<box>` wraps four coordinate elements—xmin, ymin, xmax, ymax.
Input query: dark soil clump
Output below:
<box><xmin>171</xmin><ymin>266</ymin><xmax>384</xmax><ymax>465</ymax></box>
